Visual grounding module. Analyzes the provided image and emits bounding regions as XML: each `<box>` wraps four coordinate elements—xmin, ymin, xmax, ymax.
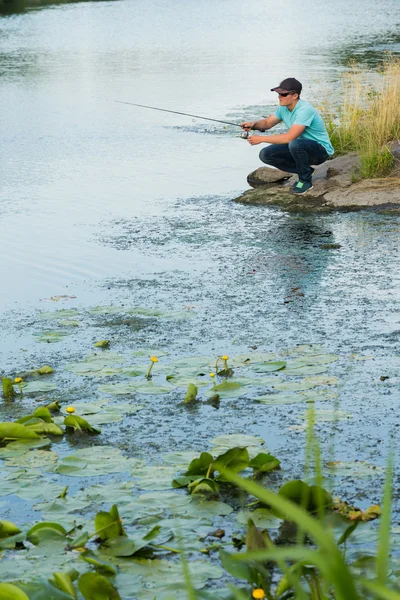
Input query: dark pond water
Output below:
<box><xmin>1</xmin><ymin>0</ymin><xmax>400</xmax><ymax>596</ymax></box>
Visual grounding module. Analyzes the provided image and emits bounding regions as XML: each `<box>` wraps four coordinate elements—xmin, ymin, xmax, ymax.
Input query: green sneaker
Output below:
<box><xmin>291</xmin><ymin>180</ymin><xmax>314</xmax><ymax>195</ymax></box>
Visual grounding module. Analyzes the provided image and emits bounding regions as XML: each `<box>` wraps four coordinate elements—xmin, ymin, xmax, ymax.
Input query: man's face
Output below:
<box><xmin>278</xmin><ymin>92</ymin><xmax>299</xmax><ymax>107</ymax></box>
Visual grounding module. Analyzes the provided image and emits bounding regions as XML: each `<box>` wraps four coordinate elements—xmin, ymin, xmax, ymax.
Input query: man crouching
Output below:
<box><xmin>241</xmin><ymin>78</ymin><xmax>334</xmax><ymax>195</ymax></box>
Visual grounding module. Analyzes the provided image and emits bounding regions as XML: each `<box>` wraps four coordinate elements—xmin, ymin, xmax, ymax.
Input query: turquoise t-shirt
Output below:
<box><xmin>274</xmin><ymin>99</ymin><xmax>334</xmax><ymax>155</ymax></box>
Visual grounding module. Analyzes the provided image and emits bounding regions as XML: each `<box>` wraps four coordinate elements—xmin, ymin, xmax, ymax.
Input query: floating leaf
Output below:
<box><xmin>211</xmin><ymin>434</ymin><xmax>264</xmax><ymax>450</ymax></box>
<box><xmin>33</xmin><ymin>407</ymin><xmax>53</xmax><ymax>422</ymax></box>
<box><xmin>134</xmin><ymin>382</ymin><xmax>174</xmax><ymax>395</ymax></box>
<box><xmin>255</xmin><ymin>393</ymin><xmax>306</xmax><ymax>405</ymax></box>
<box><xmin>20</xmin><ymin>381</ymin><xmax>57</xmax><ymax>393</ymax></box>
<box><xmin>291</xmin><ymin>354</ymin><xmax>338</xmax><ymax>365</ymax></box>
<box><xmin>183</xmin><ymin>383</ymin><xmax>198</xmax><ymax>404</ymax></box>
<box><xmin>188</xmin><ymin>478</ymin><xmax>219</xmax><ymax>495</ymax></box>
<box><xmin>27</xmin><ymin>522</ymin><xmax>67</xmax><ymax>544</ymax></box>
<box><xmin>325</xmin><ymin>460</ymin><xmax>384</xmax><ymax>477</ymax></box>
<box><xmin>78</xmin><ymin>573</ymin><xmax>121</xmax><ymax>600</ymax></box>
<box><xmin>213</xmin><ymin>447</ymin><xmax>249</xmax><ymax>480</ymax></box>
<box><xmin>232</xmin><ymin>352</ymin><xmax>276</xmax><ymax>365</ymax></box>
<box><xmin>209</xmin><ymin>381</ymin><xmax>247</xmax><ymax>397</ymax></box>
<box><xmin>249</xmin><ymin>453</ymin><xmax>281</xmax><ymax>474</ymax></box>
<box><xmin>64</xmin><ymin>415</ymin><xmax>100</xmax><ymax>434</ymax></box>
<box><xmin>253</xmin><ymin>361</ymin><xmax>286</xmax><ymax>373</ymax></box>
<box><xmin>282</xmin><ymin>365</ymin><xmax>328</xmax><ymax>376</ymax></box>
<box><xmin>94</xmin><ymin>505</ymin><xmax>125</xmax><ymax>541</ymax></box>
<box><xmin>37</xmin><ymin>365</ymin><xmax>54</xmax><ymax>375</ymax></box>
<box><xmin>39</xmin><ymin>309</ymin><xmax>79</xmax><ymax>320</ymax></box>
<box><xmin>94</xmin><ymin>340</ymin><xmax>110</xmax><ymax>349</ymax></box>
<box><xmin>33</xmin><ymin>331</ymin><xmax>71</xmax><ymax>343</ymax></box>
<box><xmin>303</xmin><ymin>375</ymin><xmax>339</xmax><ymax>386</ymax></box>
<box><xmin>0</xmin><ymin>423</ymin><xmax>39</xmax><ymax>441</ymax></box>
<box><xmin>80</xmin><ymin>550</ymin><xmax>117</xmax><ymax>575</ymax></box>
<box><xmin>2</xmin><ymin>378</ymin><xmax>15</xmax><ymax>399</ymax></box>
<box><xmin>273</xmin><ymin>381</ymin><xmax>315</xmax><ymax>392</ymax></box>
<box><xmin>276</xmin><ymin>480</ymin><xmax>332</xmax><ymax>515</ymax></box>
<box><xmin>51</xmin><ymin>573</ymin><xmax>78</xmax><ymax>599</ymax></box>
<box><xmin>0</xmin><ymin>520</ymin><xmax>21</xmax><ymax>539</ymax></box>
<box><xmin>26</xmin><ymin>422</ymin><xmax>64</xmax><ymax>436</ymax></box>
<box><xmin>185</xmin><ymin>452</ymin><xmax>214</xmax><ymax>477</ymax></box>
<box><xmin>236</xmin><ymin>508</ymin><xmax>280</xmax><ymax>529</ymax></box>
<box><xmin>0</xmin><ymin>583</ymin><xmax>29</xmax><ymax>600</ymax></box>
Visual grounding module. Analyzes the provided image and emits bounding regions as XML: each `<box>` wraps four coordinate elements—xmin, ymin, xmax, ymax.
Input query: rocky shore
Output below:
<box><xmin>234</xmin><ymin>145</ymin><xmax>400</xmax><ymax>212</ymax></box>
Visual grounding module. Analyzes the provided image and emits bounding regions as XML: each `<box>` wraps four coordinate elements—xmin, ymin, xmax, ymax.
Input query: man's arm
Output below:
<box><xmin>248</xmin><ymin>123</ymin><xmax>306</xmax><ymax>145</ymax></box>
<box><xmin>241</xmin><ymin>114</ymin><xmax>282</xmax><ymax>132</ymax></box>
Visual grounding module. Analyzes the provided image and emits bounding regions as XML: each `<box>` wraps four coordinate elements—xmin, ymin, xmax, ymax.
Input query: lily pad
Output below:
<box><xmin>236</xmin><ymin>508</ymin><xmax>280</xmax><ymax>529</ymax></box>
<box><xmin>0</xmin><ymin>583</ymin><xmax>29</xmax><ymax>600</ymax></box>
<box><xmin>255</xmin><ymin>393</ymin><xmax>307</xmax><ymax>405</ymax></box>
<box><xmin>33</xmin><ymin>331</ymin><xmax>71</xmax><ymax>343</ymax></box>
<box><xmin>5</xmin><ymin>449</ymin><xmax>59</xmax><ymax>468</ymax></box>
<box><xmin>305</xmin><ymin>410</ymin><xmax>352</xmax><ymax>422</ymax></box>
<box><xmin>211</xmin><ymin>434</ymin><xmax>264</xmax><ymax>450</ymax></box>
<box><xmin>253</xmin><ymin>361</ymin><xmax>286</xmax><ymax>373</ymax></box>
<box><xmin>282</xmin><ymin>365</ymin><xmax>328</xmax><ymax>376</ymax></box>
<box><xmin>231</xmin><ymin>352</ymin><xmax>276</xmax><ymax>365</ymax></box>
<box><xmin>133</xmin><ymin>382</ymin><xmax>174</xmax><ymax>395</ymax></box>
<box><xmin>273</xmin><ymin>381</ymin><xmax>315</xmax><ymax>392</ymax></box>
<box><xmin>209</xmin><ymin>381</ymin><xmax>247</xmax><ymax>398</ymax></box>
<box><xmin>98</xmin><ymin>383</ymin><xmax>138</xmax><ymax>395</ymax></box>
<box><xmin>39</xmin><ymin>309</ymin><xmax>79</xmax><ymax>320</ymax></box>
<box><xmin>133</xmin><ymin>466</ymin><xmax>177</xmax><ymax>490</ymax></box>
<box><xmin>291</xmin><ymin>354</ymin><xmax>339</xmax><ymax>365</ymax></box>
<box><xmin>302</xmin><ymin>375</ymin><xmax>339</xmax><ymax>386</ymax></box>
<box><xmin>325</xmin><ymin>461</ymin><xmax>384</xmax><ymax>477</ymax></box>
<box><xmin>18</xmin><ymin>381</ymin><xmax>57</xmax><ymax>394</ymax></box>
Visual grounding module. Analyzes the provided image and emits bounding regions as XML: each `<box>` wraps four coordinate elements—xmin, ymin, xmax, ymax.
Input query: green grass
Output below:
<box><xmin>322</xmin><ymin>57</ymin><xmax>400</xmax><ymax>178</ymax></box>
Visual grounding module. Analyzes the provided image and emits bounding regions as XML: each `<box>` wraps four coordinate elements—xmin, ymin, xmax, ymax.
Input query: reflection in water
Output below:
<box><xmin>248</xmin><ymin>218</ymin><xmax>334</xmax><ymax>306</ymax></box>
<box><xmin>330</xmin><ymin>33</ymin><xmax>400</xmax><ymax>68</ymax></box>
<box><xmin>0</xmin><ymin>0</ymin><xmax>111</xmax><ymax>15</ymax></box>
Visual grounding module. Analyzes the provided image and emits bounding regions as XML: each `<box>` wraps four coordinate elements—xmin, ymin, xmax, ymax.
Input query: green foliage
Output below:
<box><xmin>322</xmin><ymin>57</ymin><xmax>400</xmax><ymax>178</ymax></box>
<box><xmin>1</xmin><ymin>378</ymin><xmax>15</xmax><ymax>399</ymax></box>
<box><xmin>64</xmin><ymin>415</ymin><xmax>101</xmax><ymax>434</ymax></box>
<box><xmin>183</xmin><ymin>383</ymin><xmax>198</xmax><ymax>404</ymax></box>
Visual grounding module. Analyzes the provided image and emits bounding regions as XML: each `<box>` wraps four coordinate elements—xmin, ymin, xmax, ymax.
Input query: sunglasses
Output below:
<box><xmin>278</xmin><ymin>92</ymin><xmax>295</xmax><ymax>97</ymax></box>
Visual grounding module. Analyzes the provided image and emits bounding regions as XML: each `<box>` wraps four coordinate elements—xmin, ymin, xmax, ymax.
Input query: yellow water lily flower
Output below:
<box><xmin>209</xmin><ymin>373</ymin><xmax>215</xmax><ymax>378</ymax></box>
<box><xmin>221</xmin><ymin>355</ymin><xmax>229</xmax><ymax>361</ymax></box>
<box><xmin>252</xmin><ymin>589</ymin><xmax>265</xmax><ymax>599</ymax></box>
<box><xmin>14</xmin><ymin>377</ymin><xmax>22</xmax><ymax>384</ymax></box>
<box><xmin>66</xmin><ymin>406</ymin><xmax>75</xmax><ymax>414</ymax></box>
<box><xmin>150</xmin><ymin>356</ymin><xmax>158</xmax><ymax>363</ymax></box>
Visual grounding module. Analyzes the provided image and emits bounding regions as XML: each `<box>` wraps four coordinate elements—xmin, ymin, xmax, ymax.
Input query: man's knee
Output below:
<box><xmin>259</xmin><ymin>146</ymin><xmax>276</xmax><ymax>165</ymax></box>
<box><xmin>288</xmin><ymin>139</ymin><xmax>303</xmax><ymax>153</ymax></box>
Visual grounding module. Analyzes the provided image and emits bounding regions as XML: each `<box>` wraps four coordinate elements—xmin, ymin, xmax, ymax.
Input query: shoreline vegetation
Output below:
<box><xmin>323</xmin><ymin>56</ymin><xmax>400</xmax><ymax>179</ymax></box>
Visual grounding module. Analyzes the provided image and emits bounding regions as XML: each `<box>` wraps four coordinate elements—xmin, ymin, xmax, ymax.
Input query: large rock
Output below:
<box><xmin>247</xmin><ymin>167</ymin><xmax>293</xmax><ymax>187</ymax></box>
<box><xmin>234</xmin><ymin>149</ymin><xmax>400</xmax><ymax>212</ymax></box>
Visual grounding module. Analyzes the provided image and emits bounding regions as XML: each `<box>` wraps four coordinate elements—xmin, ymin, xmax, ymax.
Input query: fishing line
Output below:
<box><xmin>94</xmin><ymin>97</ymin><xmax>249</xmax><ymax>136</ymax></box>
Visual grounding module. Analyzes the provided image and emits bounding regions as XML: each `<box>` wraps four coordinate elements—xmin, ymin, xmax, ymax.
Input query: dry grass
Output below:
<box><xmin>322</xmin><ymin>56</ymin><xmax>400</xmax><ymax>178</ymax></box>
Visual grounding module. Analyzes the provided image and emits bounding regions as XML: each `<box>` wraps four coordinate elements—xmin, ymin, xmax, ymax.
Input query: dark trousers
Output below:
<box><xmin>259</xmin><ymin>139</ymin><xmax>329</xmax><ymax>184</ymax></box>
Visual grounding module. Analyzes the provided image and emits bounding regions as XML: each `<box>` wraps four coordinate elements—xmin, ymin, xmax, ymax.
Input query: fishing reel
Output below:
<box><xmin>239</xmin><ymin>130</ymin><xmax>250</xmax><ymax>139</ymax></box>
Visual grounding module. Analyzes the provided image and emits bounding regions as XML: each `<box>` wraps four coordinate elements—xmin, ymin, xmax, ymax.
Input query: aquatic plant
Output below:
<box><xmin>145</xmin><ymin>355</ymin><xmax>158</xmax><ymax>379</ymax></box>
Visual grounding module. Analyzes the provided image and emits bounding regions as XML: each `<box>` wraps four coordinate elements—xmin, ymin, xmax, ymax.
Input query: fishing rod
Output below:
<box><xmin>95</xmin><ymin>97</ymin><xmax>250</xmax><ymax>138</ymax></box>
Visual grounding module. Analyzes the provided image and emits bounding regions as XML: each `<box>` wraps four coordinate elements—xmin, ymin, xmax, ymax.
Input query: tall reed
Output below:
<box><xmin>323</xmin><ymin>57</ymin><xmax>400</xmax><ymax>178</ymax></box>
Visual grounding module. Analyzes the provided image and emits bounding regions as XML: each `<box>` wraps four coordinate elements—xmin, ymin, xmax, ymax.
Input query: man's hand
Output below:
<box><xmin>240</xmin><ymin>121</ymin><xmax>256</xmax><ymax>130</ymax></box>
<box><xmin>247</xmin><ymin>135</ymin><xmax>264</xmax><ymax>146</ymax></box>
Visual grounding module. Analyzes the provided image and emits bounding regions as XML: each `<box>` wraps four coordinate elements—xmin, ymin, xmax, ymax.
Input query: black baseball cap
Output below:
<box><xmin>271</xmin><ymin>78</ymin><xmax>302</xmax><ymax>94</ymax></box>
